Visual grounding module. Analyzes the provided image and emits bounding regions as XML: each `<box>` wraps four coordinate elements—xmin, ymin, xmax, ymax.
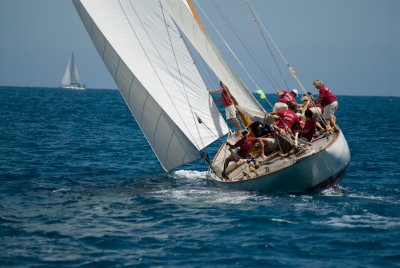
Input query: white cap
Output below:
<box><xmin>291</xmin><ymin>89</ymin><xmax>298</xmax><ymax>96</ymax></box>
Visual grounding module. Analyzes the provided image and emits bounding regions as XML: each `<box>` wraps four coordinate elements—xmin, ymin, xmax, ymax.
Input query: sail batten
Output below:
<box><xmin>73</xmin><ymin>0</ymin><xmax>229</xmax><ymax>171</ymax></box>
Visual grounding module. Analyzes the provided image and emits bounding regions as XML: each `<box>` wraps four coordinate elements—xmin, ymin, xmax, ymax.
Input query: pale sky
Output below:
<box><xmin>0</xmin><ymin>0</ymin><xmax>399</xmax><ymax>96</ymax></box>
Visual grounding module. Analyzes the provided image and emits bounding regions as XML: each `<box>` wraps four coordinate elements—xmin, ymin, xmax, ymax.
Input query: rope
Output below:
<box><xmin>209</xmin><ymin>0</ymin><xmax>281</xmax><ymax>91</ymax></box>
<box><xmin>161</xmin><ymin>3</ymin><xmax>230</xmax><ymax>166</ymax></box>
<box><xmin>176</xmin><ymin>28</ymin><xmax>224</xmax><ymax>139</ymax></box>
<box><xmin>290</xmin><ymin>68</ymin><xmax>327</xmax><ymax>126</ymax></box>
<box><xmin>245</xmin><ymin>0</ymin><xmax>289</xmax><ymax>89</ymax></box>
<box><xmin>193</xmin><ymin>0</ymin><xmax>261</xmax><ymax>92</ymax></box>
<box><xmin>199</xmin><ymin>0</ymin><xmax>300</xmax><ymax>136</ymax></box>
<box><xmin>245</xmin><ymin>0</ymin><xmax>329</xmax><ymax>128</ymax></box>
<box><xmin>160</xmin><ymin>4</ymin><xmax>207</xmax><ymax>148</ymax></box>
<box><xmin>194</xmin><ymin>112</ymin><xmax>219</xmax><ymax>139</ymax></box>
<box><xmin>179</xmin><ymin>27</ymin><xmax>219</xmax><ymax>89</ymax></box>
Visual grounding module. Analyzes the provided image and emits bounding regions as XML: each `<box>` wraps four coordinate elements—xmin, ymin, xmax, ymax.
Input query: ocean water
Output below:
<box><xmin>0</xmin><ymin>86</ymin><xmax>399</xmax><ymax>267</ymax></box>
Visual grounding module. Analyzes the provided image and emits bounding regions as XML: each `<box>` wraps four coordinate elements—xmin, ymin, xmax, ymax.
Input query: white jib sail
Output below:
<box><xmin>73</xmin><ymin>0</ymin><xmax>229</xmax><ymax>171</ymax></box>
<box><xmin>161</xmin><ymin>0</ymin><xmax>265</xmax><ymax>113</ymax></box>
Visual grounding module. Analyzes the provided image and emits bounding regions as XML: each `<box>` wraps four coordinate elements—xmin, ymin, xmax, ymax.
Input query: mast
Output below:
<box><xmin>185</xmin><ymin>0</ymin><xmax>206</xmax><ymax>33</ymax></box>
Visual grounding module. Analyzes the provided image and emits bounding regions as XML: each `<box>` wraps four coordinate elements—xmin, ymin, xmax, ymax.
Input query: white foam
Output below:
<box><xmin>348</xmin><ymin>193</ymin><xmax>400</xmax><ymax>204</ymax></box>
<box><xmin>271</xmin><ymin>218</ymin><xmax>296</xmax><ymax>224</ymax></box>
<box><xmin>313</xmin><ymin>213</ymin><xmax>400</xmax><ymax>229</ymax></box>
<box><xmin>152</xmin><ymin>187</ymin><xmax>267</xmax><ymax>205</ymax></box>
<box><xmin>210</xmin><ymin>194</ymin><xmax>254</xmax><ymax>205</ymax></box>
<box><xmin>52</xmin><ymin>187</ymin><xmax>71</xmax><ymax>193</ymax></box>
<box><xmin>320</xmin><ymin>186</ymin><xmax>345</xmax><ymax>197</ymax></box>
<box><xmin>174</xmin><ymin>170</ymin><xmax>207</xmax><ymax>180</ymax></box>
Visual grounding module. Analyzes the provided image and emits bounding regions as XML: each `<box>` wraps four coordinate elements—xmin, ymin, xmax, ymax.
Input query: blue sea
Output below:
<box><xmin>1</xmin><ymin>86</ymin><xmax>399</xmax><ymax>267</ymax></box>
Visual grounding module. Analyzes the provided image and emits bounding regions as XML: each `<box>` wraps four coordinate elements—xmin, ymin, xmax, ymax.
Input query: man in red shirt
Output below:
<box><xmin>209</xmin><ymin>81</ymin><xmax>242</xmax><ymax>131</ymax></box>
<box><xmin>222</xmin><ymin>130</ymin><xmax>266</xmax><ymax>178</ymax></box>
<box><xmin>270</xmin><ymin>103</ymin><xmax>300</xmax><ymax>154</ymax></box>
<box><xmin>273</xmin><ymin>89</ymin><xmax>301</xmax><ymax>112</ymax></box>
<box><xmin>298</xmin><ymin>109</ymin><xmax>318</xmax><ymax>142</ymax></box>
<box><xmin>274</xmin><ymin>103</ymin><xmax>300</xmax><ymax>133</ymax></box>
<box><xmin>313</xmin><ymin>80</ymin><xmax>339</xmax><ymax>132</ymax></box>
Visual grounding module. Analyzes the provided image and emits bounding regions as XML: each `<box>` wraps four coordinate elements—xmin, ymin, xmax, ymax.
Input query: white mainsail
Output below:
<box><xmin>61</xmin><ymin>52</ymin><xmax>80</xmax><ymax>86</ymax></box>
<box><xmin>161</xmin><ymin>0</ymin><xmax>265</xmax><ymax>113</ymax></box>
<box><xmin>73</xmin><ymin>0</ymin><xmax>229</xmax><ymax>171</ymax></box>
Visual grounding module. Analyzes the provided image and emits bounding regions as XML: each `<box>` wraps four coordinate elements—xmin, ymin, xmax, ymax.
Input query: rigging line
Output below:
<box><xmin>174</xmin><ymin>25</ymin><xmax>227</xmax><ymax>140</ymax></box>
<box><xmin>122</xmin><ymin>0</ymin><xmax>202</xmax><ymax>150</ymax></box>
<box><xmin>198</xmin><ymin>53</ymin><xmax>220</xmax><ymax>89</ymax></box>
<box><xmin>201</xmin><ymin>61</ymin><xmax>219</xmax><ymax>89</ymax></box>
<box><xmin>193</xmin><ymin>0</ymin><xmax>261</xmax><ymax>91</ymax></box>
<box><xmin>290</xmin><ymin>69</ymin><xmax>327</xmax><ymax>126</ymax></box>
<box><xmin>177</xmin><ymin>26</ymin><xmax>218</xmax><ymax>97</ymax></box>
<box><xmin>194</xmin><ymin>111</ymin><xmax>220</xmax><ymax>139</ymax></box>
<box><xmin>275</xmin><ymin>132</ymin><xmax>284</xmax><ymax>154</ymax></box>
<box><xmin>245</xmin><ymin>0</ymin><xmax>289</xmax><ymax>90</ymax></box>
<box><xmin>245</xmin><ymin>1</ymin><xmax>327</xmax><ymax>127</ymax></box>
<box><xmin>160</xmin><ymin>3</ymin><xmax>208</xmax><ymax>148</ymax></box>
<box><xmin>189</xmin><ymin>50</ymin><xmax>214</xmax><ymax>88</ymax></box>
<box><xmin>246</xmin><ymin>0</ymin><xmax>290</xmax><ymax>67</ymax></box>
<box><xmin>245</xmin><ymin>0</ymin><xmax>321</xmax><ymax>119</ymax></box>
<box><xmin>209</xmin><ymin>0</ymin><xmax>280</xmax><ymax>91</ymax></box>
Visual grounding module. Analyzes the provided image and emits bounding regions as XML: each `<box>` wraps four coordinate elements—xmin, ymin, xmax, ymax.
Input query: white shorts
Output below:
<box><xmin>262</xmin><ymin>137</ymin><xmax>278</xmax><ymax>152</ymax></box>
<box><xmin>309</xmin><ymin>107</ymin><xmax>322</xmax><ymax>121</ymax></box>
<box><xmin>273</xmin><ymin>102</ymin><xmax>288</xmax><ymax>112</ymax></box>
<box><xmin>225</xmin><ymin>105</ymin><xmax>237</xmax><ymax>119</ymax></box>
<box><xmin>323</xmin><ymin>101</ymin><xmax>338</xmax><ymax>120</ymax></box>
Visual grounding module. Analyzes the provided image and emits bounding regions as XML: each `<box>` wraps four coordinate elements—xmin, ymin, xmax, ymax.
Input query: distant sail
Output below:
<box><xmin>60</xmin><ymin>52</ymin><xmax>86</xmax><ymax>90</ymax></box>
<box><xmin>73</xmin><ymin>0</ymin><xmax>229</xmax><ymax>170</ymax></box>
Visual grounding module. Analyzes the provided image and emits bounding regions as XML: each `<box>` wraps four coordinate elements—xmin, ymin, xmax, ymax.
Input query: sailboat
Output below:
<box><xmin>72</xmin><ymin>0</ymin><xmax>350</xmax><ymax>193</ymax></box>
<box><xmin>60</xmin><ymin>52</ymin><xmax>86</xmax><ymax>90</ymax></box>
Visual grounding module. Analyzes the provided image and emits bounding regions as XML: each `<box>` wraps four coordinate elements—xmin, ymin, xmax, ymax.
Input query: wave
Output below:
<box><xmin>173</xmin><ymin>169</ymin><xmax>208</xmax><ymax>180</ymax></box>
<box><xmin>313</xmin><ymin>213</ymin><xmax>400</xmax><ymax>229</ymax></box>
<box><xmin>151</xmin><ymin>188</ymin><xmax>256</xmax><ymax>205</ymax></box>
<box><xmin>52</xmin><ymin>187</ymin><xmax>71</xmax><ymax>193</ymax></box>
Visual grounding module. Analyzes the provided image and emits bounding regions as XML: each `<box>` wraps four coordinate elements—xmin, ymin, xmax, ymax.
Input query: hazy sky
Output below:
<box><xmin>0</xmin><ymin>0</ymin><xmax>399</xmax><ymax>96</ymax></box>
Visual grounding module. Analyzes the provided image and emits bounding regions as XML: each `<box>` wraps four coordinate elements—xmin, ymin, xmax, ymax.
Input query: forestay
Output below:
<box><xmin>160</xmin><ymin>0</ymin><xmax>265</xmax><ymax>113</ymax></box>
<box><xmin>73</xmin><ymin>0</ymin><xmax>229</xmax><ymax>171</ymax></box>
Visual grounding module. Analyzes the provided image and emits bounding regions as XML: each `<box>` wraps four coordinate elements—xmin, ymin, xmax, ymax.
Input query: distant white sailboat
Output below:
<box><xmin>60</xmin><ymin>52</ymin><xmax>86</xmax><ymax>90</ymax></box>
<box><xmin>72</xmin><ymin>0</ymin><xmax>350</xmax><ymax>193</ymax></box>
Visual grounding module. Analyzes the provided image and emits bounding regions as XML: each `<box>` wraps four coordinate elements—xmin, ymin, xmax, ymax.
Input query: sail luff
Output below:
<box><xmin>73</xmin><ymin>0</ymin><xmax>229</xmax><ymax>171</ymax></box>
